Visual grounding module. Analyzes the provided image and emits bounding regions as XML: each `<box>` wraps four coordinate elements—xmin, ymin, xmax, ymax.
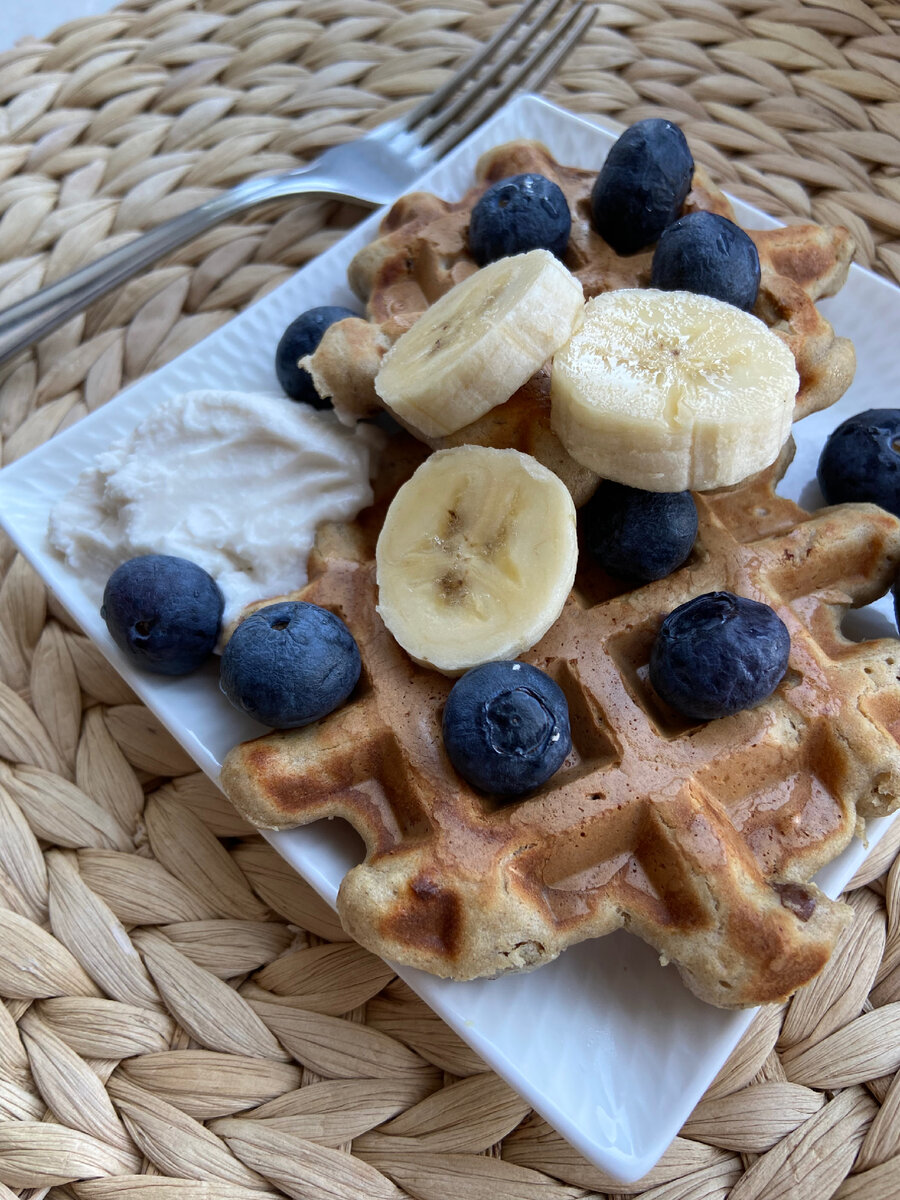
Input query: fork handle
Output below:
<box><xmin>0</xmin><ymin>164</ymin><xmax>369</xmax><ymax>369</ymax></box>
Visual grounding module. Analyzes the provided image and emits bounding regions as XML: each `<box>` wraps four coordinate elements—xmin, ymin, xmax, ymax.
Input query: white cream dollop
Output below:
<box><xmin>49</xmin><ymin>389</ymin><xmax>379</xmax><ymax>626</ymax></box>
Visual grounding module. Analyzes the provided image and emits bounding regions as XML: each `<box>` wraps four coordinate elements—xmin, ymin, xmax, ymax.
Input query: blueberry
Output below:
<box><xmin>582</xmin><ymin>482</ymin><xmax>698</xmax><ymax>582</ymax></box>
<box><xmin>468</xmin><ymin>173</ymin><xmax>571</xmax><ymax>266</ymax></box>
<box><xmin>817</xmin><ymin>409</ymin><xmax>900</xmax><ymax>518</ymax></box>
<box><xmin>591</xmin><ymin>119</ymin><xmax>694</xmax><ymax>256</ymax></box>
<box><xmin>649</xmin><ymin>591</ymin><xmax>790</xmax><ymax>721</ymax></box>
<box><xmin>101</xmin><ymin>555</ymin><xmax>223</xmax><ymax>676</ymax></box>
<box><xmin>651</xmin><ymin>211</ymin><xmax>760</xmax><ymax>311</ymax></box>
<box><xmin>442</xmin><ymin>661</ymin><xmax>571</xmax><ymax>797</ymax></box>
<box><xmin>220</xmin><ymin>601</ymin><xmax>361</xmax><ymax>728</ymax></box>
<box><xmin>275</xmin><ymin>305</ymin><xmax>357</xmax><ymax>407</ymax></box>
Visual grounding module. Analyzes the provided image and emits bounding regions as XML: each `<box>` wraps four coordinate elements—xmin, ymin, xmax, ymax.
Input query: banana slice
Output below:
<box><xmin>550</xmin><ymin>289</ymin><xmax>799</xmax><ymax>492</ymax></box>
<box><xmin>374</xmin><ymin>249</ymin><xmax>584</xmax><ymax>439</ymax></box>
<box><xmin>376</xmin><ymin>445</ymin><xmax>577</xmax><ymax>675</ymax></box>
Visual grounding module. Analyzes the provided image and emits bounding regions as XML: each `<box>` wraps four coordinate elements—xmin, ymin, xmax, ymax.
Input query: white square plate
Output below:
<box><xmin>0</xmin><ymin>94</ymin><xmax>897</xmax><ymax>1184</ymax></box>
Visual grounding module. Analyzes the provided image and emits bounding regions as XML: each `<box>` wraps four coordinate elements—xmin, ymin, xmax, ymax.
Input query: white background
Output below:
<box><xmin>6</xmin><ymin>0</ymin><xmax>116</xmax><ymax>50</ymax></box>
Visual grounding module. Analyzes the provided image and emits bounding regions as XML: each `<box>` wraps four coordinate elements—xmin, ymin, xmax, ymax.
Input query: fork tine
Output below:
<box><xmin>399</xmin><ymin>0</ymin><xmax>547</xmax><ymax>135</ymax></box>
<box><xmin>515</xmin><ymin>4</ymin><xmax>598</xmax><ymax>96</ymax></box>
<box><xmin>428</xmin><ymin>3</ymin><xmax>597</xmax><ymax>162</ymax></box>
<box><xmin>415</xmin><ymin>0</ymin><xmax>569</xmax><ymax>144</ymax></box>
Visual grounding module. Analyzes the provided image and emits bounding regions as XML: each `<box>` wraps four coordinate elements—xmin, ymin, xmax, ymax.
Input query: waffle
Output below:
<box><xmin>221</xmin><ymin>437</ymin><xmax>900</xmax><ymax>1008</ymax></box>
<box><xmin>220</xmin><ymin>140</ymin><xmax>885</xmax><ymax>1008</ymax></box>
<box><xmin>305</xmin><ymin>141</ymin><xmax>856</xmax><ymax>502</ymax></box>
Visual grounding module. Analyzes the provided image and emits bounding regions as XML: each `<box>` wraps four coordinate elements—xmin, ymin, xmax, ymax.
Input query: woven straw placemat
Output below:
<box><xmin>1</xmin><ymin>1</ymin><xmax>900</xmax><ymax>1196</ymax></box>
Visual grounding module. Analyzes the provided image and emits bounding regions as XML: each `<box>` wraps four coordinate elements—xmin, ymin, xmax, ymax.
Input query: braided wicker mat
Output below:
<box><xmin>1</xmin><ymin>0</ymin><xmax>900</xmax><ymax>1196</ymax></box>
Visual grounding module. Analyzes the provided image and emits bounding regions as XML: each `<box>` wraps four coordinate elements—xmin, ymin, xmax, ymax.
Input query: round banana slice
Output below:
<box><xmin>374</xmin><ymin>249</ymin><xmax>584</xmax><ymax>439</ymax></box>
<box><xmin>550</xmin><ymin>289</ymin><xmax>799</xmax><ymax>492</ymax></box>
<box><xmin>376</xmin><ymin>445</ymin><xmax>577</xmax><ymax>675</ymax></box>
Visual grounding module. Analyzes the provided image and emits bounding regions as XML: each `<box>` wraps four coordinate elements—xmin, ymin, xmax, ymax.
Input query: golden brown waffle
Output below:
<box><xmin>221</xmin><ymin>439</ymin><xmax>900</xmax><ymax>1009</ymax></box>
<box><xmin>306</xmin><ymin>141</ymin><xmax>856</xmax><ymax>502</ymax></box>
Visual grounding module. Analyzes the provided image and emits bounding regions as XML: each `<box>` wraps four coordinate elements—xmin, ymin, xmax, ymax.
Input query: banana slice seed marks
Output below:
<box><xmin>376</xmin><ymin>446</ymin><xmax>578</xmax><ymax>675</ymax></box>
<box><xmin>550</xmin><ymin>288</ymin><xmax>799</xmax><ymax>490</ymax></box>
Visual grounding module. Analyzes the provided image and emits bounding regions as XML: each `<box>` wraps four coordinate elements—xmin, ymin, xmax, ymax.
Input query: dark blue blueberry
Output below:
<box><xmin>649</xmin><ymin>591</ymin><xmax>790</xmax><ymax>721</ymax></box>
<box><xmin>582</xmin><ymin>481</ymin><xmax>698</xmax><ymax>583</ymax></box>
<box><xmin>651</xmin><ymin>211</ymin><xmax>760</xmax><ymax>311</ymax></box>
<box><xmin>275</xmin><ymin>305</ymin><xmax>357</xmax><ymax>407</ymax></box>
<box><xmin>442</xmin><ymin>661</ymin><xmax>571</xmax><ymax>797</ymax></box>
<box><xmin>468</xmin><ymin>173</ymin><xmax>571</xmax><ymax>266</ymax></box>
<box><xmin>220</xmin><ymin>601</ymin><xmax>360</xmax><ymax>728</ymax></box>
<box><xmin>591</xmin><ymin>119</ymin><xmax>694</xmax><ymax>256</ymax></box>
<box><xmin>101</xmin><ymin>554</ymin><xmax>223</xmax><ymax>676</ymax></box>
<box><xmin>817</xmin><ymin>409</ymin><xmax>900</xmax><ymax>518</ymax></box>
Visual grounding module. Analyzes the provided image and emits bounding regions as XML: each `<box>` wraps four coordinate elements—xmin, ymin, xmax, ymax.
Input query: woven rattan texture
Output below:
<box><xmin>1</xmin><ymin>0</ymin><xmax>900</xmax><ymax>1196</ymax></box>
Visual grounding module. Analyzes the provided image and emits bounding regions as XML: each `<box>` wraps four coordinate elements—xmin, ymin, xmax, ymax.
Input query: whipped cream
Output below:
<box><xmin>49</xmin><ymin>390</ymin><xmax>378</xmax><ymax>626</ymax></box>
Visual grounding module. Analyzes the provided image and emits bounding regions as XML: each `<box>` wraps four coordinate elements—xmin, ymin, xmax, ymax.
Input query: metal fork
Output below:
<box><xmin>0</xmin><ymin>0</ymin><xmax>596</xmax><ymax>368</ymax></box>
